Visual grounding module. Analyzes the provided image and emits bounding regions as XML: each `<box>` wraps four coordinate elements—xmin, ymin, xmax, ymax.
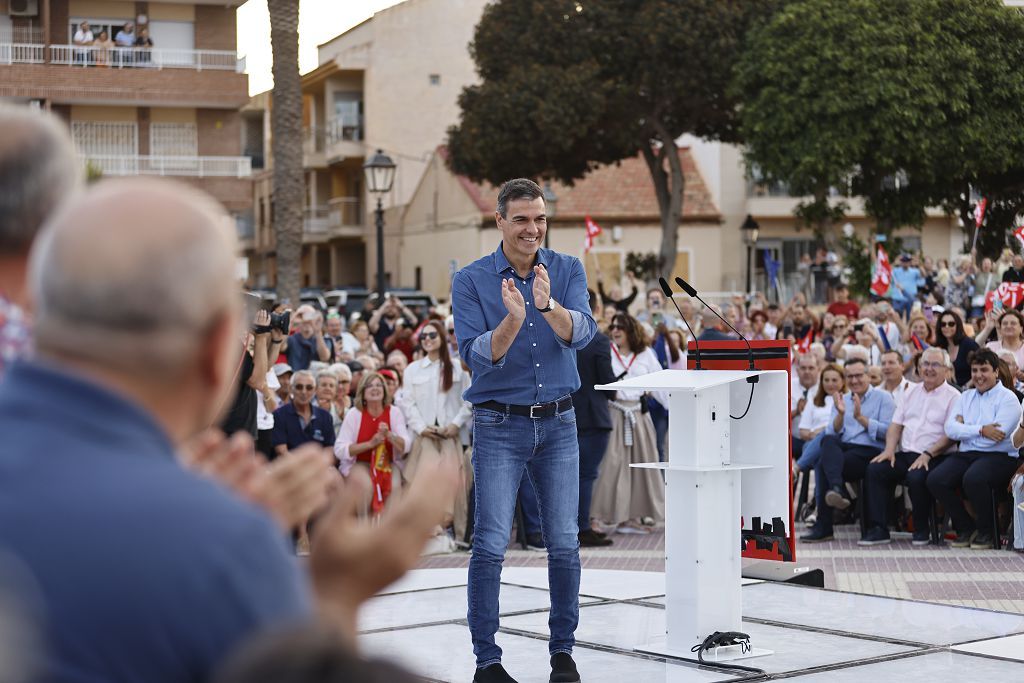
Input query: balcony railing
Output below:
<box><xmin>326</xmin><ymin>117</ymin><xmax>363</xmax><ymax>144</ymax></box>
<box><xmin>305</xmin><ymin>198</ymin><xmax>363</xmax><ymax>236</ymax></box>
<box><xmin>83</xmin><ymin>155</ymin><xmax>252</xmax><ymax>178</ymax></box>
<box><xmin>0</xmin><ymin>27</ymin><xmax>44</xmax><ymax>44</ymax></box>
<box><xmin>303</xmin><ymin>126</ymin><xmax>327</xmax><ymax>156</ymax></box>
<box><xmin>49</xmin><ymin>45</ymin><xmax>244</xmax><ymax>72</ymax></box>
<box><xmin>0</xmin><ymin>43</ymin><xmax>44</xmax><ymax>64</ymax></box>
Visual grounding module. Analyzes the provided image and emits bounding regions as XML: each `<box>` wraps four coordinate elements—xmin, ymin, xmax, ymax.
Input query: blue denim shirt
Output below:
<box><xmin>825</xmin><ymin>386</ymin><xmax>895</xmax><ymax>448</ymax></box>
<box><xmin>0</xmin><ymin>361</ymin><xmax>311</xmax><ymax>682</ymax></box>
<box><xmin>452</xmin><ymin>243</ymin><xmax>597</xmax><ymax>405</ymax></box>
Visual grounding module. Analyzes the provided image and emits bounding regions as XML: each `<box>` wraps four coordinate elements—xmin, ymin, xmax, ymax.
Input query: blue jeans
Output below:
<box><xmin>468</xmin><ymin>406</ymin><xmax>581</xmax><ymax>667</ymax></box>
<box><xmin>796</xmin><ymin>432</ymin><xmax>825</xmax><ymax>472</ymax></box>
<box><xmin>517</xmin><ymin>472</ymin><xmax>541</xmax><ymax>536</ymax></box>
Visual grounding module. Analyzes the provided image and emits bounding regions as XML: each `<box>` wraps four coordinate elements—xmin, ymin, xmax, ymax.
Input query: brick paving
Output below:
<box><xmin>418</xmin><ymin>524</ymin><xmax>1024</xmax><ymax>613</ymax></box>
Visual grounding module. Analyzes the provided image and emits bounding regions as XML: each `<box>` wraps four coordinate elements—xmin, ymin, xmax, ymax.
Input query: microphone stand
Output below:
<box><xmin>659</xmin><ymin>277</ymin><xmax>702</xmax><ymax>370</ymax></box>
<box><xmin>676</xmin><ymin>277</ymin><xmax>757</xmax><ymax>373</ymax></box>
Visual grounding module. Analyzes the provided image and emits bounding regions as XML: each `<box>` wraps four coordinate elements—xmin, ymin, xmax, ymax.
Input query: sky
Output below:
<box><xmin>237</xmin><ymin>0</ymin><xmax>404</xmax><ymax>95</ymax></box>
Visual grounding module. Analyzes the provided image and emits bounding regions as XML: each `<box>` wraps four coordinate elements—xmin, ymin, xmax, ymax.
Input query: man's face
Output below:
<box><xmin>791</xmin><ymin>304</ymin><xmax>806</xmax><ymax>324</ymax></box>
<box><xmin>291</xmin><ymin>375</ymin><xmax>314</xmax><ymax>407</ymax></box>
<box><xmin>835</xmin><ymin>286</ymin><xmax>848</xmax><ymax>302</ymax></box>
<box><xmin>972</xmin><ymin>361</ymin><xmax>998</xmax><ymax>392</ymax></box>
<box><xmin>767</xmin><ymin>308</ymin><xmax>782</xmax><ymax>325</ymax></box>
<box><xmin>845</xmin><ymin>362</ymin><xmax>870</xmax><ymax>395</ymax></box>
<box><xmin>299</xmin><ymin>316</ymin><xmax>315</xmax><ymax>338</ymax></box>
<box><xmin>918</xmin><ymin>350</ymin><xmax>945</xmax><ymax>388</ymax></box>
<box><xmin>496</xmin><ymin>196</ymin><xmax>546</xmax><ymax>263</ymax></box>
<box><xmin>875</xmin><ymin>304</ymin><xmax>889</xmax><ymax>322</ymax></box>
<box><xmin>277</xmin><ymin>372</ymin><xmax>292</xmax><ymax>394</ymax></box>
<box><xmin>647</xmin><ymin>290</ymin><xmax>664</xmax><ymax>311</ymax></box>
<box><xmin>797</xmin><ymin>357</ymin><xmax>818</xmax><ymax>387</ymax></box>
<box><xmin>881</xmin><ymin>353</ymin><xmax>902</xmax><ymax>380</ymax></box>
<box><xmin>679</xmin><ymin>299</ymin><xmax>694</xmax><ymax>318</ymax></box>
<box><xmin>1015</xmin><ymin>255</ymin><xmax>1024</xmax><ymax>270</ymax></box>
<box><xmin>326</xmin><ymin>317</ymin><xmax>342</xmax><ymax>337</ymax></box>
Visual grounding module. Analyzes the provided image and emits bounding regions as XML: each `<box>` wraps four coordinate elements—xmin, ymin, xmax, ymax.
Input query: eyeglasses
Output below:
<box><xmin>339</xmin><ymin>379</ymin><xmax>351</xmax><ymax>384</ymax></box>
<box><xmin>845</xmin><ymin>372</ymin><xmax>865</xmax><ymax>380</ymax></box>
<box><xmin>293</xmin><ymin>384</ymin><xmax>314</xmax><ymax>391</ymax></box>
<box><xmin>940</xmin><ymin>320</ymin><xmax>957</xmax><ymax>328</ymax></box>
<box><xmin>919</xmin><ymin>361</ymin><xmax>944</xmax><ymax>369</ymax></box>
<box><xmin>421</xmin><ymin>331</ymin><xmax>440</xmax><ymax>340</ymax></box>
<box><xmin>608</xmin><ymin>324</ymin><xmax>624</xmax><ymax>330</ymax></box>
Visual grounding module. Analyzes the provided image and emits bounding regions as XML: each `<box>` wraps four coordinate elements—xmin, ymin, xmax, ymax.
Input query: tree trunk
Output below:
<box><xmin>641</xmin><ymin>126</ymin><xmax>685</xmax><ymax>281</ymax></box>
<box><xmin>268</xmin><ymin>0</ymin><xmax>304</xmax><ymax>309</ymax></box>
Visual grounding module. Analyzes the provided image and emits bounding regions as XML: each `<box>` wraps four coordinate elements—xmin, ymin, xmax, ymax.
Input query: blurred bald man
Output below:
<box><xmin>0</xmin><ymin>179</ymin><xmax>313</xmax><ymax>682</ymax></box>
<box><xmin>0</xmin><ymin>104</ymin><xmax>82</xmax><ymax>379</ymax></box>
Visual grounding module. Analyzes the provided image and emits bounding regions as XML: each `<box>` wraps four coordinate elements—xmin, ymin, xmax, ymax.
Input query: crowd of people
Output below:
<box><xmin>1</xmin><ymin>103</ymin><xmax>1023</xmax><ymax>683</ymax></box>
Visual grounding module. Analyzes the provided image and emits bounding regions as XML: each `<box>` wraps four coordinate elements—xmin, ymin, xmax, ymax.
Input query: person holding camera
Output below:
<box><xmin>222</xmin><ymin>309</ymin><xmax>287</xmax><ymax>439</ymax></box>
<box><xmin>369</xmin><ymin>295</ymin><xmax>418</xmax><ymax>352</ymax></box>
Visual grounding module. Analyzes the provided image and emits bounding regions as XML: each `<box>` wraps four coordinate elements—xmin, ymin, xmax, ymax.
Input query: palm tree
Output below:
<box><xmin>268</xmin><ymin>0</ymin><xmax>303</xmax><ymax>308</ymax></box>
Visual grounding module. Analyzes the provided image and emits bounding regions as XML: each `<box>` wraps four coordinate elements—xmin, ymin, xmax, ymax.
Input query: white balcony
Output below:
<box><xmin>83</xmin><ymin>155</ymin><xmax>252</xmax><ymax>178</ymax></box>
<box><xmin>325</xmin><ymin>117</ymin><xmax>363</xmax><ymax>162</ymax></box>
<box><xmin>0</xmin><ymin>43</ymin><xmax>44</xmax><ymax>64</ymax></box>
<box><xmin>304</xmin><ymin>198</ymin><xmax>363</xmax><ymax>239</ymax></box>
<box><xmin>49</xmin><ymin>45</ymin><xmax>244</xmax><ymax>72</ymax></box>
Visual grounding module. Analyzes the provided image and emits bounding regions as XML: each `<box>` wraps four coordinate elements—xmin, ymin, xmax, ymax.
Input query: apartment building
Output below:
<box><xmin>0</xmin><ymin>0</ymin><xmax>252</xmax><ymax>235</ymax></box>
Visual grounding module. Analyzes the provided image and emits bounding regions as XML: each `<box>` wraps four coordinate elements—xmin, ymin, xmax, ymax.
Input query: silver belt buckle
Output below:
<box><xmin>529</xmin><ymin>403</ymin><xmax>543</xmax><ymax>419</ymax></box>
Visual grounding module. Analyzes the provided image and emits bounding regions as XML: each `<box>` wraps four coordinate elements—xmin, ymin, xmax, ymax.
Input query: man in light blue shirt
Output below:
<box><xmin>891</xmin><ymin>254</ymin><xmax>926</xmax><ymax>319</ymax></box>
<box><xmin>931</xmin><ymin>348</ymin><xmax>1022</xmax><ymax>549</ymax></box>
<box><xmin>801</xmin><ymin>358</ymin><xmax>895</xmax><ymax>542</ymax></box>
<box><xmin>452</xmin><ymin>178</ymin><xmax>596</xmax><ymax>683</ymax></box>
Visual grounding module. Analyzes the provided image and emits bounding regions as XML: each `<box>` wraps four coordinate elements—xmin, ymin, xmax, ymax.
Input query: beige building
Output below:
<box><xmin>0</xmin><ymin>0</ymin><xmax>253</xmax><ymax>229</ymax></box>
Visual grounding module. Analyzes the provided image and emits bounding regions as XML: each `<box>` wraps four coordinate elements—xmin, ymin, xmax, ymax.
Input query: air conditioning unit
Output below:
<box><xmin>10</xmin><ymin>0</ymin><xmax>39</xmax><ymax>17</ymax></box>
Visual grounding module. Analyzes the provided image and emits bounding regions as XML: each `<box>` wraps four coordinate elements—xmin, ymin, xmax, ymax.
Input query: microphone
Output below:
<box><xmin>659</xmin><ymin>277</ymin><xmax>702</xmax><ymax>370</ymax></box>
<box><xmin>676</xmin><ymin>276</ymin><xmax>756</xmax><ymax>372</ymax></box>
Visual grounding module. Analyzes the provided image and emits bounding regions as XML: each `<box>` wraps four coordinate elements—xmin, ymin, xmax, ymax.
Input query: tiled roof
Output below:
<box><xmin>438</xmin><ymin>146</ymin><xmax>720</xmax><ymax>223</ymax></box>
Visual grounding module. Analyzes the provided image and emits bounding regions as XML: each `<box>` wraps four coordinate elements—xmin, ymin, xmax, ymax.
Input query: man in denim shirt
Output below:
<box><xmin>801</xmin><ymin>358</ymin><xmax>895</xmax><ymax>542</ymax></box>
<box><xmin>452</xmin><ymin>178</ymin><xmax>596</xmax><ymax>683</ymax></box>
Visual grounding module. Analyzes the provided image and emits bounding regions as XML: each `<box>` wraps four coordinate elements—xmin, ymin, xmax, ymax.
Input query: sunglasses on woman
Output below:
<box><xmin>421</xmin><ymin>331</ymin><xmax>440</xmax><ymax>340</ymax></box>
<box><xmin>940</xmin><ymin>320</ymin><xmax>957</xmax><ymax>328</ymax></box>
<box><xmin>607</xmin><ymin>324</ymin><xmax>624</xmax><ymax>331</ymax></box>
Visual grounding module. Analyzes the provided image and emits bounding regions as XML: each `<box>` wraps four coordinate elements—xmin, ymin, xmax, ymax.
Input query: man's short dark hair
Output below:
<box><xmin>844</xmin><ymin>358</ymin><xmax>867</xmax><ymax>372</ymax></box>
<box><xmin>969</xmin><ymin>348</ymin><xmax>1001</xmax><ymax>372</ymax></box>
<box><xmin>767</xmin><ymin>303</ymin><xmax>780</xmax><ymax>311</ymax></box>
<box><xmin>588</xmin><ymin>288</ymin><xmax>597</xmax><ymax>312</ymax></box>
<box><xmin>496</xmin><ymin>178</ymin><xmax>543</xmax><ymax>219</ymax></box>
<box><xmin>881</xmin><ymin>349</ymin><xmax>902</xmax><ymax>363</ymax></box>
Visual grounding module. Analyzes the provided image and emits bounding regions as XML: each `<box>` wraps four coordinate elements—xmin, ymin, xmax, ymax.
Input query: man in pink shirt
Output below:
<box><xmin>861</xmin><ymin>346</ymin><xmax>960</xmax><ymax>545</ymax></box>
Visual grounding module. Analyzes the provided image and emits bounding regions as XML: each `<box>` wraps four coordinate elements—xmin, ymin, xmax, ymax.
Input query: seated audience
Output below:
<box><xmin>931</xmin><ymin>348</ymin><xmax>1021</xmax><ymax>549</ymax></box>
<box><xmin>272</xmin><ymin>370</ymin><xmax>336</xmax><ymax>458</ymax></box>
<box><xmin>861</xmin><ymin>347</ymin><xmax>959</xmax><ymax>545</ymax></box>
<box><xmin>795</xmin><ymin>363</ymin><xmax>845</xmax><ymax>475</ymax></box>
<box><xmin>791</xmin><ymin>354</ymin><xmax>821</xmax><ymax>460</ymax></box>
<box><xmin>879</xmin><ymin>349</ymin><xmax>912</xmax><ymax>404</ymax></box>
<box><xmin>976</xmin><ymin>308</ymin><xmax>1024</xmax><ymax>370</ymax></box>
<box><xmin>801</xmin><ymin>358</ymin><xmax>895</xmax><ymax>542</ymax></box>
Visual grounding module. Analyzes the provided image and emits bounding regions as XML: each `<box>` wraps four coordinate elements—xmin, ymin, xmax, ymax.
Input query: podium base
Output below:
<box><xmin>634</xmin><ymin>635</ymin><xmax>773</xmax><ymax>662</ymax></box>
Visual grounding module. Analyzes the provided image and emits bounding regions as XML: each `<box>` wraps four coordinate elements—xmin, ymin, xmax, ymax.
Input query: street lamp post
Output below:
<box><xmin>542</xmin><ymin>180</ymin><xmax>558</xmax><ymax>249</ymax></box>
<box><xmin>740</xmin><ymin>214</ymin><xmax>760</xmax><ymax>295</ymax></box>
<box><xmin>363</xmin><ymin>149</ymin><xmax>396</xmax><ymax>303</ymax></box>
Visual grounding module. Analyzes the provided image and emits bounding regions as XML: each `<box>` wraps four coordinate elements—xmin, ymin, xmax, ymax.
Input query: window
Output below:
<box><xmin>429</xmin><ymin>74</ymin><xmax>441</xmax><ymax>86</ymax></box>
<box><xmin>150</xmin><ymin>123</ymin><xmax>197</xmax><ymax>157</ymax></box>
<box><xmin>71</xmin><ymin>121</ymin><xmax>138</xmax><ymax>156</ymax></box>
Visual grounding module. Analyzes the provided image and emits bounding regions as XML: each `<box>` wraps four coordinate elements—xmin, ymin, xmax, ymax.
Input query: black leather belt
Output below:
<box><xmin>476</xmin><ymin>396</ymin><xmax>573</xmax><ymax>419</ymax></box>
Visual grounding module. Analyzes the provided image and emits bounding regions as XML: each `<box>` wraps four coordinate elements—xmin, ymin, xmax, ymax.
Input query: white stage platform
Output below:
<box><xmin>359</xmin><ymin>568</ymin><xmax>1024</xmax><ymax>682</ymax></box>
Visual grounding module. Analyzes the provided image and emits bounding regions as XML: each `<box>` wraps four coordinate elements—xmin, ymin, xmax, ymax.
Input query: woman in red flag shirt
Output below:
<box><xmin>335</xmin><ymin>371</ymin><xmax>410</xmax><ymax>515</ymax></box>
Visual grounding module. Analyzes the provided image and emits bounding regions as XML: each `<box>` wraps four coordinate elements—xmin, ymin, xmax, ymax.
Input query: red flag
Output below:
<box><xmin>975</xmin><ymin>198</ymin><xmax>988</xmax><ymax>229</ymax></box>
<box><xmin>584</xmin><ymin>215</ymin><xmax>603</xmax><ymax>253</ymax></box>
<box><xmin>796</xmin><ymin>327</ymin><xmax>814</xmax><ymax>354</ymax></box>
<box><xmin>1013</xmin><ymin>225</ymin><xmax>1024</xmax><ymax>249</ymax></box>
<box><xmin>985</xmin><ymin>282</ymin><xmax>1024</xmax><ymax>312</ymax></box>
<box><xmin>870</xmin><ymin>244</ymin><xmax>893</xmax><ymax>297</ymax></box>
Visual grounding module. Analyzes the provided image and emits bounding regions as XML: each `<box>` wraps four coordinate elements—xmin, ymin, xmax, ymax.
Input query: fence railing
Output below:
<box><xmin>304</xmin><ymin>205</ymin><xmax>331</xmax><ymax>235</ymax></box>
<box><xmin>326</xmin><ymin>117</ymin><xmax>363</xmax><ymax>144</ymax></box>
<box><xmin>83</xmin><ymin>155</ymin><xmax>252</xmax><ymax>178</ymax></box>
<box><xmin>328</xmin><ymin>197</ymin><xmax>362</xmax><ymax>227</ymax></box>
<box><xmin>0</xmin><ymin>43</ymin><xmax>44</xmax><ymax>64</ymax></box>
<box><xmin>49</xmin><ymin>44</ymin><xmax>244</xmax><ymax>72</ymax></box>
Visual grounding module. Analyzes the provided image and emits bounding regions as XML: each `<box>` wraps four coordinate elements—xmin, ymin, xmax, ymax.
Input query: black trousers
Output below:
<box><xmin>256</xmin><ymin>429</ymin><xmax>276</xmax><ymax>461</ymax></box>
<box><xmin>814</xmin><ymin>435</ymin><xmax>879</xmax><ymax>533</ymax></box>
<box><xmin>865</xmin><ymin>451</ymin><xmax>932</xmax><ymax>532</ymax></box>
<box><xmin>926</xmin><ymin>451</ymin><xmax>1019</xmax><ymax>535</ymax></box>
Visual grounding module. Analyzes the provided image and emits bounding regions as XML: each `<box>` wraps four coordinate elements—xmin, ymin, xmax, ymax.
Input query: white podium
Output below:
<box><xmin>596</xmin><ymin>368</ymin><xmax>790</xmax><ymax>660</ymax></box>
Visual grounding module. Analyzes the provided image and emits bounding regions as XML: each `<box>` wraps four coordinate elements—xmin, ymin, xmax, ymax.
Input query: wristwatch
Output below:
<box><xmin>537</xmin><ymin>298</ymin><xmax>556</xmax><ymax>313</ymax></box>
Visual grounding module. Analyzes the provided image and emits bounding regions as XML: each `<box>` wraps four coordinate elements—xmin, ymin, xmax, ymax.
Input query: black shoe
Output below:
<box><xmin>970</xmin><ymin>532</ymin><xmax>995</xmax><ymax>550</ymax></box>
<box><xmin>857</xmin><ymin>526</ymin><xmax>891</xmax><ymax>546</ymax></box>
<box><xmin>950</xmin><ymin>530</ymin><xmax>976</xmax><ymax>548</ymax></box>
<box><xmin>474</xmin><ymin>663</ymin><xmax>518</xmax><ymax>683</ymax></box>
<box><xmin>579</xmin><ymin>529</ymin><xmax>613</xmax><ymax>547</ymax></box>
<box><xmin>549</xmin><ymin>653</ymin><xmax>580</xmax><ymax>683</ymax></box>
<box><xmin>800</xmin><ymin>527</ymin><xmax>834</xmax><ymax>543</ymax></box>
<box><xmin>911</xmin><ymin>531</ymin><xmax>930</xmax><ymax>546</ymax></box>
<box><xmin>824</xmin><ymin>486</ymin><xmax>851</xmax><ymax>510</ymax></box>
<box><xmin>525</xmin><ymin>534</ymin><xmax>545</xmax><ymax>551</ymax></box>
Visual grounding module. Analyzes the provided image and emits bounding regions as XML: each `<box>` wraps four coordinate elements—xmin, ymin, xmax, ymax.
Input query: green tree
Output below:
<box><xmin>737</xmin><ymin>0</ymin><xmax>1024</xmax><ymax>262</ymax></box>
<box><xmin>447</xmin><ymin>0</ymin><xmax>773</xmax><ymax>277</ymax></box>
<box><xmin>268</xmin><ymin>0</ymin><xmax>303</xmax><ymax>308</ymax></box>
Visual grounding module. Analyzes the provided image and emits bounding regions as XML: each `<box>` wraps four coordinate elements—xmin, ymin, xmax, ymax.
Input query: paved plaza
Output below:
<box><xmin>419</xmin><ymin>525</ymin><xmax>1024</xmax><ymax>614</ymax></box>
